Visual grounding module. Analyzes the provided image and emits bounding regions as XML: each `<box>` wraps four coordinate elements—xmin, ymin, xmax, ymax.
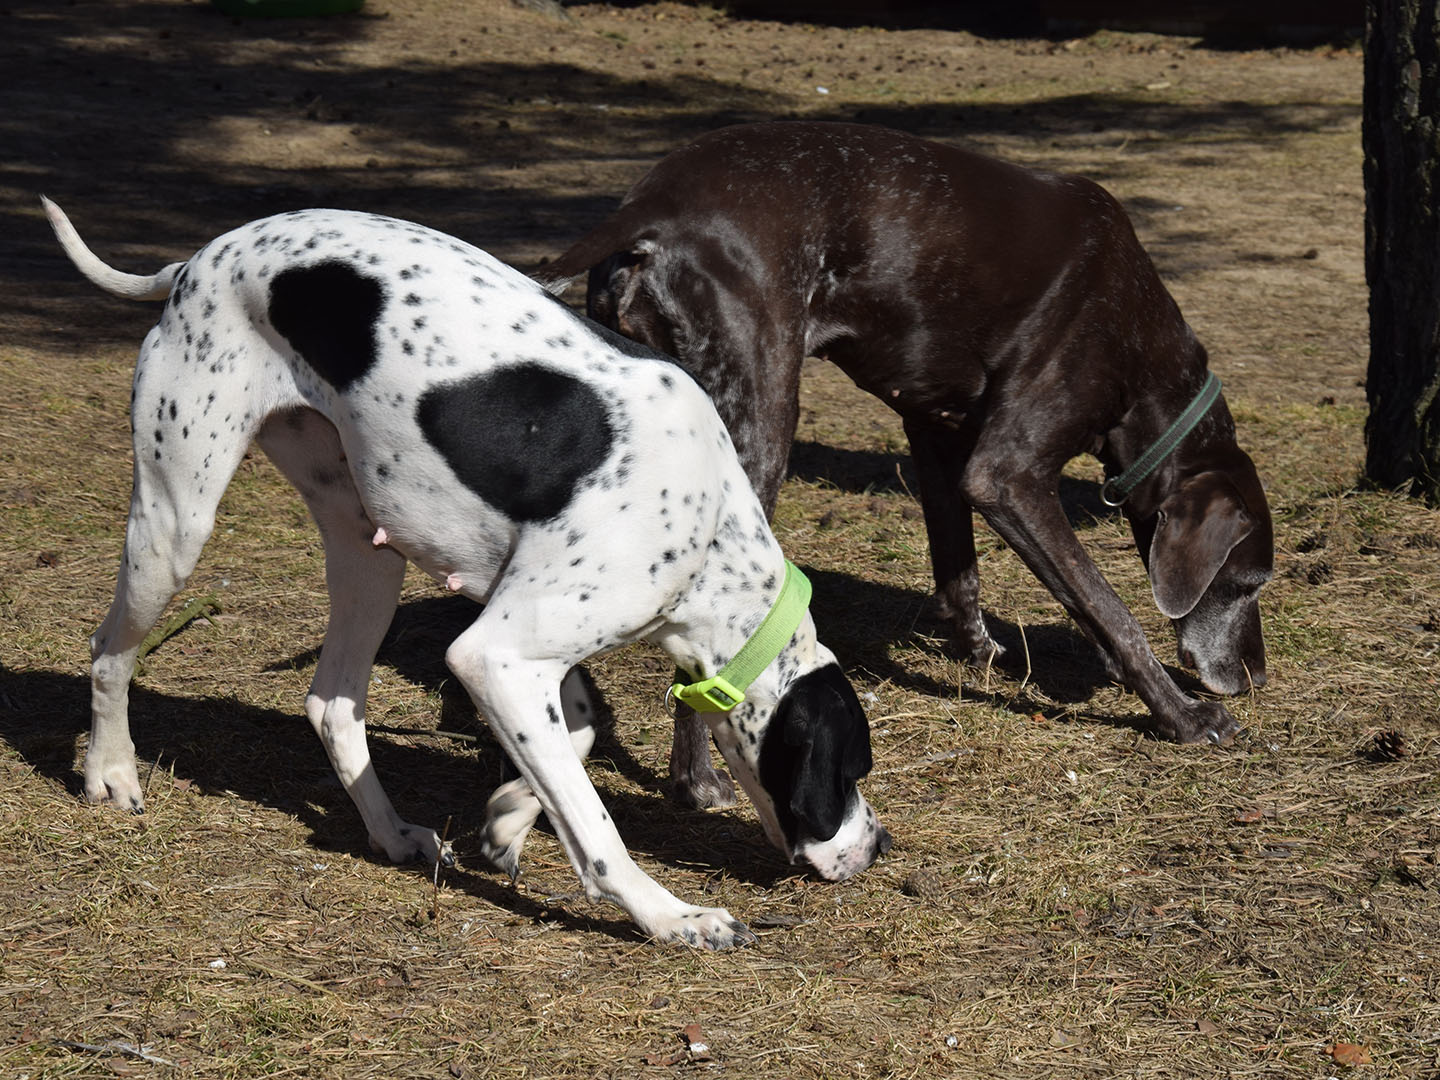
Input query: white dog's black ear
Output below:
<box><xmin>767</xmin><ymin>665</ymin><xmax>873</xmax><ymax>843</ymax></box>
<box><xmin>1149</xmin><ymin>471</ymin><xmax>1255</xmax><ymax>619</ymax></box>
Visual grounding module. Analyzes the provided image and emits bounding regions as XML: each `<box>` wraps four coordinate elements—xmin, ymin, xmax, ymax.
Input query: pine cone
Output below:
<box><xmin>1373</xmin><ymin>729</ymin><xmax>1409</xmax><ymax>761</ymax></box>
<box><xmin>900</xmin><ymin>869</ymin><xmax>944</xmax><ymax>901</ymax></box>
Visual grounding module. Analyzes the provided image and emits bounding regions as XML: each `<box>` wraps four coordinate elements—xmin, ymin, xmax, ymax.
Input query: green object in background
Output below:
<box><xmin>212</xmin><ymin>0</ymin><xmax>364</xmax><ymax>16</ymax></box>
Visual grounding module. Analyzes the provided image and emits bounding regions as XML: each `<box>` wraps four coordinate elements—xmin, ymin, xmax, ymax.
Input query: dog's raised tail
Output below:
<box><xmin>42</xmin><ymin>197</ymin><xmax>184</xmax><ymax>302</ymax></box>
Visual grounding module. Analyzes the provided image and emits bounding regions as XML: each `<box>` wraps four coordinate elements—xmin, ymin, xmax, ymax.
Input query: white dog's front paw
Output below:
<box><xmin>480</xmin><ymin>776</ymin><xmax>541</xmax><ymax>880</ymax></box>
<box><xmin>369</xmin><ymin>823</ymin><xmax>453</xmax><ymax>867</ymax></box>
<box><xmin>83</xmin><ymin>754</ymin><xmax>145</xmax><ymax>813</ymax></box>
<box><xmin>647</xmin><ymin>907</ymin><xmax>758</xmax><ymax>950</ymax></box>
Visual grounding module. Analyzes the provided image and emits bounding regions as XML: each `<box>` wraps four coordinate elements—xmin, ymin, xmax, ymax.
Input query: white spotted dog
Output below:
<box><xmin>45</xmin><ymin>198</ymin><xmax>888</xmax><ymax>949</ymax></box>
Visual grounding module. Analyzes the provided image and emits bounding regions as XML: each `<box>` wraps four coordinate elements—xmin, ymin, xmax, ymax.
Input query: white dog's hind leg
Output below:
<box><xmin>480</xmin><ymin>665</ymin><xmax>596</xmax><ymax>878</ymax></box>
<box><xmin>86</xmin><ymin>341</ymin><xmax>253</xmax><ymax>810</ymax></box>
<box><xmin>88</xmin><ymin>494</ymin><xmax>220</xmax><ymax>810</ymax></box>
<box><xmin>448</xmin><ymin>616</ymin><xmax>755</xmax><ymax>949</ymax></box>
<box><xmin>257</xmin><ymin>409</ymin><xmax>445</xmax><ymax>865</ymax></box>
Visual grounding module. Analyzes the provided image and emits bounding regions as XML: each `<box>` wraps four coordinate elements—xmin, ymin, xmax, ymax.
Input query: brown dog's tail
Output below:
<box><xmin>532</xmin><ymin>201</ymin><xmax>660</xmax><ymax>295</ymax></box>
<box><xmin>42</xmin><ymin>196</ymin><xmax>185</xmax><ymax>302</ymax></box>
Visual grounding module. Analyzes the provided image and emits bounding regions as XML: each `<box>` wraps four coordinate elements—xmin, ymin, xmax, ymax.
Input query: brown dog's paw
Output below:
<box><xmin>947</xmin><ymin>620</ymin><xmax>1005</xmax><ymax>668</ymax></box>
<box><xmin>671</xmin><ymin>766</ymin><xmax>738</xmax><ymax>810</ymax></box>
<box><xmin>963</xmin><ymin>636</ymin><xmax>1006</xmax><ymax>667</ymax></box>
<box><xmin>1162</xmin><ymin>700</ymin><xmax>1240</xmax><ymax>745</ymax></box>
<box><xmin>932</xmin><ymin>595</ymin><xmax>1004</xmax><ymax>665</ymax></box>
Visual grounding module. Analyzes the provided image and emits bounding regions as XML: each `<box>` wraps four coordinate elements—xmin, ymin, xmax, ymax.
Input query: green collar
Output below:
<box><xmin>669</xmin><ymin>560</ymin><xmax>813</xmax><ymax>713</ymax></box>
<box><xmin>1101</xmin><ymin>372</ymin><xmax>1221</xmax><ymax>507</ymax></box>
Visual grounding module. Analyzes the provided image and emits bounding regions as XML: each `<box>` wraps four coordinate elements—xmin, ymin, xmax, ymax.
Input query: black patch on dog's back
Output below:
<box><xmin>416</xmin><ymin>363</ymin><xmax>613</xmax><ymax>522</ymax></box>
<box><xmin>268</xmin><ymin>260</ymin><xmax>386</xmax><ymax>391</ymax></box>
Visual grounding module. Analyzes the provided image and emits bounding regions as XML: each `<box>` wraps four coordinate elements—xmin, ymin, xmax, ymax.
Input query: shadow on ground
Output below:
<box><xmin>5</xmin><ymin>0</ymin><xmax>1356</xmax><ymax>353</ymax></box>
<box><xmin>0</xmin><ymin>655</ymin><xmax>795</xmax><ymax>941</ymax></box>
<box><xmin>788</xmin><ymin>440</ymin><xmax>1120</xmax><ymax>526</ymax></box>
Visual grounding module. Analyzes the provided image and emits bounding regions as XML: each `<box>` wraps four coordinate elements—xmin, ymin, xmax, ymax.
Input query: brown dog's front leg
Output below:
<box><xmin>971</xmin><ymin>473</ymin><xmax>1237</xmax><ymax>744</ymax></box>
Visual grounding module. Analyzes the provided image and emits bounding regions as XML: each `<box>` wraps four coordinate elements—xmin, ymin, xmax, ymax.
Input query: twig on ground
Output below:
<box><xmin>431</xmin><ymin>814</ymin><xmax>453</xmax><ymax>920</ymax></box>
<box><xmin>1017</xmin><ymin>616</ymin><xmax>1032</xmax><ymax>693</ymax></box>
<box><xmin>135</xmin><ymin>594</ymin><xmax>221</xmax><ymax>672</ymax></box>
<box><xmin>55</xmin><ymin>1039</ymin><xmax>175</xmax><ymax>1067</ymax></box>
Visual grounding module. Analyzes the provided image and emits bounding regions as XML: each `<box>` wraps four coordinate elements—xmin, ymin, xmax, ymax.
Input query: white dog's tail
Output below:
<box><xmin>41</xmin><ymin>196</ymin><xmax>184</xmax><ymax>301</ymax></box>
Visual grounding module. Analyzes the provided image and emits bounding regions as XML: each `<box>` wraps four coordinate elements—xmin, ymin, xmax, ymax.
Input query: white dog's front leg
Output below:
<box><xmin>481</xmin><ymin>665</ymin><xmax>598</xmax><ymax>878</ymax></box>
<box><xmin>448</xmin><ymin>624</ymin><xmax>756</xmax><ymax>949</ymax></box>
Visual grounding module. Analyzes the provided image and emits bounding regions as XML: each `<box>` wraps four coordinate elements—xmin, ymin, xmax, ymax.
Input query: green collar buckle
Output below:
<box><xmin>668</xmin><ymin>560</ymin><xmax>813</xmax><ymax>713</ymax></box>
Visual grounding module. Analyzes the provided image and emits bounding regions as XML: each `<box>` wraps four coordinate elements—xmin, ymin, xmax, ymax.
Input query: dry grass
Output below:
<box><xmin>2</xmin><ymin>2</ymin><xmax>1438</xmax><ymax>1077</ymax></box>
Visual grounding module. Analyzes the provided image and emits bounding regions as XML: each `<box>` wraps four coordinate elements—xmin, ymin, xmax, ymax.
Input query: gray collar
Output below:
<box><xmin>1101</xmin><ymin>372</ymin><xmax>1222</xmax><ymax>507</ymax></box>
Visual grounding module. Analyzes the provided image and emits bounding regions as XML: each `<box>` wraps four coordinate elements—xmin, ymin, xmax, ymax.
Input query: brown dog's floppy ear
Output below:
<box><xmin>1149</xmin><ymin>471</ymin><xmax>1255</xmax><ymax>619</ymax></box>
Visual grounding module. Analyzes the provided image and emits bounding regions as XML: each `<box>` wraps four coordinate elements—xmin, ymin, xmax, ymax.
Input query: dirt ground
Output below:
<box><xmin>4</xmin><ymin>2</ymin><xmax>1438</xmax><ymax>1078</ymax></box>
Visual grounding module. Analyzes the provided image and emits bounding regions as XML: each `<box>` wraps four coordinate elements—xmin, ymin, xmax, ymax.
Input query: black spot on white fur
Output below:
<box><xmin>267</xmin><ymin>260</ymin><xmax>386</xmax><ymax>392</ymax></box>
<box><xmin>416</xmin><ymin>363</ymin><xmax>613</xmax><ymax>522</ymax></box>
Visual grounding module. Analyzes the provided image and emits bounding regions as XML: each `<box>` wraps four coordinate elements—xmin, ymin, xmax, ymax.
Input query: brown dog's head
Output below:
<box><xmin>1142</xmin><ymin>457</ymin><xmax>1273</xmax><ymax>695</ymax></box>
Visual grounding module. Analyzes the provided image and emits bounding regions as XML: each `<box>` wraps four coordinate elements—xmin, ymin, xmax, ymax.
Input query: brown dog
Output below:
<box><xmin>540</xmin><ymin>121</ymin><xmax>1272</xmax><ymax>800</ymax></box>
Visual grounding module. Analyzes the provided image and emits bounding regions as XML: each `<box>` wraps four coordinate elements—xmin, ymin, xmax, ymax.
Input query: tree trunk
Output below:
<box><xmin>1364</xmin><ymin>0</ymin><xmax>1440</xmax><ymax>502</ymax></box>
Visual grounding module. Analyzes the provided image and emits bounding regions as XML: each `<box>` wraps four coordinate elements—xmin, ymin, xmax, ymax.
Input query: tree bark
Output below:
<box><xmin>1364</xmin><ymin>0</ymin><xmax>1440</xmax><ymax>502</ymax></box>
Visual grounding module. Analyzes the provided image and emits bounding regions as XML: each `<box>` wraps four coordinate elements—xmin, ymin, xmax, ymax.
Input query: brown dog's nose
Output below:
<box><xmin>1247</xmin><ymin>667</ymin><xmax>1267</xmax><ymax>690</ymax></box>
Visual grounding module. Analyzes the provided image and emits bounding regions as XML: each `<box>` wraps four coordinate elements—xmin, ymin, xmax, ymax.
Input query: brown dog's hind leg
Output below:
<box><xmin>669</xmin><ymin>705</ymin><xmax>737</xmax><ymax>809</ymax></box>
<box><xmin>903</xmin><ymin>419</ymin><xmax>1004</xmax><ymax>665</ymax></box>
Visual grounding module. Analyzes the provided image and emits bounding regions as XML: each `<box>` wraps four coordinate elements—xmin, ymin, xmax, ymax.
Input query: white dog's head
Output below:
<box><xmin>730</xmin><ymin>662</ymin><xmax>889</xmax><ymax>881</ymax></box>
